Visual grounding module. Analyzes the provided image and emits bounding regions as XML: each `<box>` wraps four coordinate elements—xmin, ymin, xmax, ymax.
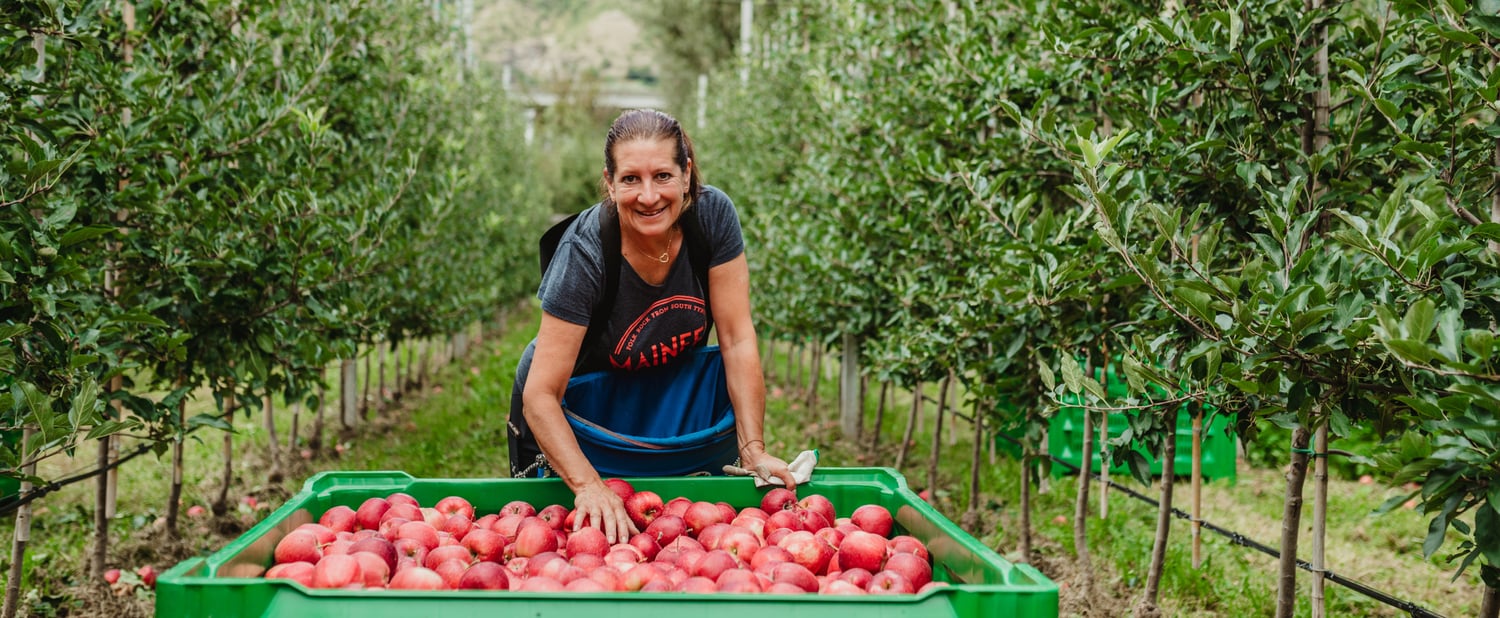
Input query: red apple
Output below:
<box><xmin>815</xmin><ymin>526</ymin><xmax>846</xmax><ymax>551</ymax></box>
<box><xmin>714</xmin><ymin>502</ymin><xmax>738</xmax><ymax>523</ymax></box>
<box><xmin>627</xmin><ymin>532</ymin><xmax>662</xmax><ymax>561</ymax></box>
<box><xmin>504</xmin><ymin>556</ymin><xmax>529</xmax><ymax>579</ymax></box>
<box><xmin>621</xmin><ymin>562</ymin><xmax>664</xmax><ymax>591</ymax></box>
<box><xmin>664</xmin><ymin>496</ymin><xmax>693</xmax><ymax>518</ymax></box>
<box><xmin>462</xmin><ymin>528</ymin><xmax>506</xmax><ymax>563</ymax></box>
<box><xmin>697</xmin><ymin>522</ymin><xmax>733</xmax><ymax>550</ymax></box>
<box><xmin>716</xmin><ymin>569</ymin><xmax>763</xmax><ymax>593</ymax></box>
<box><xmin>274</xmin><ymin>530</ymin><xmax>323</xmax><ymax>565</ymax></box>
<box><xmin>918</xmin><ymin>580</ymin><xmax>949</xmax><ymax>594</ymax></box>
<box><xmin>605</xmin><ymin>544</ymin><xmax>646</xmax><ymax>572</ymax></box>
<box><xmin>765</xmin><ymin>509</ymin><xmax>803</xmax><ymax>536</ymax></box>
<box><xmin>765</xmin><ymin>527</ymin><xmax>794</xmax><ymax>547</ymax></box>
<box><xmin>867</xmin><ymin>569</ymin><xmax>914</xmax><ymax>594</ymax></box>
<box><xmin>777</xmin><ymin>531</ymin><xmax>834</xmax><ymax>574</ymax></box>
<box><xmin>565</xmin><ymin>577</ymin><xmax>610</xmax><ymax>592</ymax></box>
<box><xmin>851</xmin><ymin>504</ymin><xmax>895</xmax><ymax>537</ymax></box>
<box><xmin>434</xmin><ymin>496</ymin><xmax>474</xmax><ymax>520</ymax></box>
<box><xmin>884</xmin><ymin>551</ymin><xmax>933</xmax><ymax>589</ymax></box>
<box><xmin>311</xmin><ymin>554</ymin><xmax>363</xmax><ymax>589</ymax></box>
<box><xmin>570</xmin><ymin>552</ymin><xmax>606</xmax><ymax>571</ymax></box>
<box><xmin>524</xmin><ymin>551</ymin><xmax>566</xmax><ymax>578</ymax></box>
<box><xmin>500</xmin><ymin>500</ymin><xmax>536</xmax><ymax>518</ymax></box>
<box><xmin>604</xmin><ymin>478</ymin><xmax>635</xmax><ymax>500</ymax></box>
<box><xmin>319</xmin><ymin>506</ymin><xmax>358</xmax><ymax>533</ymax></box>
<box><xmin>388</xmin><ymin>566</ymin><xmax>444</xmax><ymax>590</ymax></box>
<box><xmin>759</xmin><ymin>560</ymin><xmax>818</xmax><ymax>592</ymax></box>
<box><xmin>717</xmin><ymin>526</ymin><xmax>762</xmax><ymax>563</ymax></box>
<box><xmin>265</xmin><ymin>562</ymin><xmax>315</xmax><ymax>586</ymax></box>
<box><xmin>131</xmin><ymin>566</ymin><xmax>156</xmax><ymax>589</ymax></box>
<box><xmin>103</xmin><ymin>569</ymin><xmax>121</xmax><ymax>585</ymax></box>
<box><xmin>888</xmin><ymin>535</ymin><xmax>930</xmax><ymax>561</ymax></box>
<box><xmin>441</xmin><ymin>514</ymin><xmax>473</xmax><ymax>541</ymax></box>
<box><xmin>424</xmin><ymin>544</ymin><xmax>474</xmax><ymax>570</ymax></box>
<box><xmin>837</xmin><ymin>530</ymin><xmax>889</xmax><ymax>573</ymax></box>
<box><xmin>565</xmin><ymin>526</ymin><xmax>610</xmax><ymax>558</ymax></box>
<box><xmin>643</xmin><ymin>515</ymin><xmax>686</xmax><ymax>546</ymax></box>
<box><xmin>323</xmin><ymin>539</ymin><xmax>353</xmax><ymax>557</ymax></box>
<box><xmin>382</xmin><ymin>503</ymin><xmax>422</xmax><ymax>526</ymax></box>
<box><xmin>378</xmin><ymin>517</ymin><xmax>410</xmax><ymax>542</ymax></box>
<box><xmin>675</xmin><ymin>575</ymin><xmax>718</xmax><ymax>593</ymax></box>
<box><xmin>458</xmin><ymin>561</ymin><xmax>510</xmax><ymax>590</ymax></box>
<box><xmin>385</xmin><ymin>492</ymin><xmax>420</xmax><ymax>509</ymax></box>
<box><xmin>186</xmin><ymin>505</ymin><xmax>207</xmax><ymax>518</ymax></box>
<box><xmin>640</xmin><ymin>578</ymin><xmax>675</xmax><ymax>592</ymax></box>
<box><xmin>750</xmin><ymin>544</ymin><xmax>793</xmax><ymax>570</ymax></box>
<box><xmin>692</xmin><ymin>549</ymin><xmax>740</xmax><ymax>581</ymax></box>
<box><xmin>492</xmin><ymin>513</ymin><xmax>526</xmax><ymax>539</ymax></box>
<box><xmin>838</xmin><ymin>567</ymin><xmax>874</xmax><ymax>588</ymax></box>
<box><xmin>295</xmin><ymin>523</ymin><xmax>337</xmax><ymax>546</ymax></box>
<box><xmin>351</xmin><ymin>551</ymin><xmax>390</xmax><ymax>587</ymax></box>
<box><xmin>518</xmin><ymin>575</ymin><xmax>565</xmax><ymax>592</ymax></box>
<box><xmin>513</xmin><ymin>518</ymin><xmax>558</xmax><ymax>557</ymax></box>
<box><xmin>797</xmin><ymin>495</ymin><xmax>836</xmax><ymax>527</ymax></box>
<box><xmin>396</xmin><ymin>521</ymin><xmax>440</xmax><ymax>552</ymax></box>
<box><xmin>537</xmin><ymin>504</ymin><xmax>569</xmax><ymax>531</ymax></box>
<box><xmin>823</xmin><ymin>578</ymin><xmax>867</xmax><ymax>595</ymax></box>
<box><xmin>392</xmin><ymin>537</ymin><xmax>430</xmax><ymax>566</ymax></box>
<box><xmin>474</xmin><ymin>513</ymin><xmax>499</xmax><ymax>531</ymax></box>
<box><xmin>730</xmin><ymin>514</ymin><xmax>767</xmax><ymax>540</ymax></box>
<box><xmin>624</xmin><ymin>491</ymin><xmax>664</xmax><ymax>530</ymax></box>
<box><xmin>760</xmin><ymin>487</ymin><xmax>798</xmax><ymax>513</ymax></box>
<box><xmin>347</xmin><ymin>537</ymin><xmax>397</xmax><ymax>572</ymax></box>
<box><xmin>794</xmin><ymin>508</ymin><xmax>831</xmax><ymax>532</ymax></box>
<box><xmin>586</xmin><ymin>565</ymin><xmax>624</xmax><ymax>591</ymax></box>
<box><xmin>434</xmin><ymin>558</ymin><xmax>470</xmax><ymax>589</ymax></box>
<box><xmin>767</xmin><ymin>581</ymin><xmax>809</xmax><ymax>594</ymax></box>
<box><xmin>737</xmin><ymin>506</ymin><xmax>770</xmax><ymax>521</ymax></box>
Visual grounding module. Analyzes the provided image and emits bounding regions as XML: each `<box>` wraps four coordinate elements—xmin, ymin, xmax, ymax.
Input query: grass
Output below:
<box><xmin>0</xmin><ymin>302</ymin><xmax>1489</xmax><ymax>617</ymax></box>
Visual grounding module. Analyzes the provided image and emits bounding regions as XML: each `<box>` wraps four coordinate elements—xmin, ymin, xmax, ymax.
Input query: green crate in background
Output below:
<box><xmin>157</xmin><ymin>468</ymin><xmax>1059</xmax><ymax>618</ymax></box>
<box><xmin>1</xmin><ymin>430</ymin><xmax>19</xmax><ymax>499</ymax></box>
<box><xmin>992</xmin><ymin>360</ymin><xmax>1238</xmax><ymax>483</ymax></box>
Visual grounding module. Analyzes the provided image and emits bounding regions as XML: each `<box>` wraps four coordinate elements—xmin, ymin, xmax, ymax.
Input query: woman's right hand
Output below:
<box><xmin>571</xmin><ymin>479</ymin><xmax>639</xmax><ymax>544</ymax></box>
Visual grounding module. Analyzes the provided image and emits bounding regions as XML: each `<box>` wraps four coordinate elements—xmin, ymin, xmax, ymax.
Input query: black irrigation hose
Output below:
<box><xmin>994</xmin><ymin>431</ymin><xmax>1448</xmax><ymax>618</ymax></box>
<box><xmin>0</xmin><ymin>440</ymin><xmax>160</xmax><ymax>517</ymax></box>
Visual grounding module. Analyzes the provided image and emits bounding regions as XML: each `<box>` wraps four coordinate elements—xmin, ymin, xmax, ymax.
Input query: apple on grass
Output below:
<box><xmin>136</xmin><ymin>565</ymin><xmax>158</xmax><ymax>589</ymax></box>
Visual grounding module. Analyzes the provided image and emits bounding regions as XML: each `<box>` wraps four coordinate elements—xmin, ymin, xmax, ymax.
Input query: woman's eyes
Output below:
<box><xmin>620</xmin><ymin>173</ymin><xmax>676</xmax><ymax>184</ymax></box>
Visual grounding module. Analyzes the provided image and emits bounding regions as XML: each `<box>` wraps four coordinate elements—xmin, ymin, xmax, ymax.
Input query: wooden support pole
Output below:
<box><xmin>839</xmin><ymin>334</ymin><xmax>860</xmax><ymax>440</ymax></box>
<box><xmin>1192</xmin><ymin>405</ymin><xmax>1204</xmax><ymax>569</ymax></box>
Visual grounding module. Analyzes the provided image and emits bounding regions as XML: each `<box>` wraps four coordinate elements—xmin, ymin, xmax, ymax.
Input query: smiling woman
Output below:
<box><xmin>507</xmin><ymin>109</ymin><xmax>798</xmax><ymax>545</ymax></box>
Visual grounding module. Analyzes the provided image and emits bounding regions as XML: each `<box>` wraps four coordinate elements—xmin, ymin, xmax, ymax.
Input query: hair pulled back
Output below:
<box><xmin>602</xmin><ymin>109</ymin><xmax>701</xmax><ymax>209</ymax></box>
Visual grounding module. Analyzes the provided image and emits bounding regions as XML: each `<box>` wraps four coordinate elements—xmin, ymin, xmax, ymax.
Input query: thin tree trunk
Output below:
<box><xmin>963</xmin><ymin>399</ymin><xmax>984</xmax><ymax>528</ymax></box>
<box><xmin>1192</xmin><ymin>405</ymin><xmax>1204</xmax><ymax>569</ymax></box>
<box><xmin>341</xmin><ymin>358</ymin><xmax>358</xmax><ymax>429</ymax></box>
<box><xmin>1138</xmin><ymin>426</ymin><xmax>1178</xmax><ymax>616</ymax></box>
<box><xmin>839</xmin><ymin>334</ymin><xmax>860</xmax><ymax>440</ymax></box>
<box><xmin>1074</xmin><ymin>407</ymin><xmax>1093</xmax><ymax>568</ymax></box>
<box><xmin>165</xmin><ymin>394</ymin><xmax>186</xmax><ymax>538</ymax></box>
<box><xmin>783</xmin><ymin>339</ymin><xmax>793</xmax><ymax>391</ymax></box>
<box><xmin>362</xmin><ymin>347</ymin><xmax>373</xmax><ymax>418</ymax></box>
<box><xmin>871</xmin><ymin>381</ymin><xmax>889</xmax><ymax>451</ymax></box>
<box><xmin>947</xmin><ymin>375</ymin><xmax>959</xmax><ymax>446</ymax></box>
<box><xmin>928</xmin><ymin>368</ymin><xmax>953</xmax><ymax>493</ymax></box>
<box><xmin>264</xmin><ymin>394</ymin><xmax>282</xmax><ymax>483</ymax></box>
<box><xmin>310</xmin><ymin>380</ymin><xmax>326</xmax><ymax>457</ymax></box>
<box><xmin>762</xmin><ymin>334</ymin><xmax>774</xmax><ymax>380</ymax></box>
<box><xmin>211</xmin><ymin>391</ymin><xmax>238</xmax><ymax>516</ymax></box>
<box><xmin>417</xmin><ymin>339</ymin><xmax>429</xmax><ymax>390</ymax></box>
<box><xmin>4</xmin><ymin>427</ymin><xmax>37</xmax><ymax>618</ymax></box>
<box><xmin>288</xmin><ymin>399</ymin><xmax>301</xmax><ymax>453</ymax></box>
<box><xmin>1099</xmin><ymin>412</ymin><xmax>1109</xmax><ymax>517</ymax></box>
<box><xmin>92</xmin><ymin>431</ymin><xmax>109</xmax><ymax>579</ymax></box>
<box><xmin>1276</xmin><ymin>426</ymin><xmax>1314</xmax><ymax>618</ymax></box>
<box><xmin>377</xmin><ymin>343</ymin><xmax>388</xmax><ymax>415</ymax></box>
<box><xmin>1481</xmin><ymin>586</ymin><xmax>1498</xmax><ymax>618</ymax></box>
<box><xmin>793</xmin><ymin>342</ymin><xmax>804</xmax><ymax>395</ymax></box>
<box><xmin>1019</xmin><ymin>447</ymin><xmax>1033</xmax><ymax>564</ymax></box>
<box><xmin>1311</xmin><ymin>424</ymin><xmax>1330</xmax><ymax>618</ymax></box>
<box><xmin>808</xmin><ymin>345</ymin><xmax>823</xmax><ymax>415</ymax></box>
<box><xmin>896</xmin><ymin>382</ymin><xmax>922</xmax><ymax>471</ymax></box>
<box><xmin>1038</xmin><ymin>424</ymin><xmax>1050</xmax><ymax>494</ymax></box>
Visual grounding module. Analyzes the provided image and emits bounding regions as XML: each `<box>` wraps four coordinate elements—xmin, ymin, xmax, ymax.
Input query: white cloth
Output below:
<box><xmin>753</xmin><ymin>449</ymin><xmax>819</xmax><ymax>488</ymax></box>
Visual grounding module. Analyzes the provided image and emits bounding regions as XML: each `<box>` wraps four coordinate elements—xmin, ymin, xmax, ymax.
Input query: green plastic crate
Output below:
<box><xmin>1049</xmin><ymin>404</ymin><xmax>1237</xmax><ymax>483</ymax></box>
<box><xmin>1</xmin><ymin>430</ymin><xmax>19</xmax><ymax>499</ymax></box>
<box><xmin>157</xmin><ymin>468</ymin><xmax>1058</xmax><ymax>618</ymax></box>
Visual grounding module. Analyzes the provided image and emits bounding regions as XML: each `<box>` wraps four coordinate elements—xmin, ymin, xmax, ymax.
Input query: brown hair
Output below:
<box><xmin>601</xmin><ymin>109</ymin><xmax>701</xmax><ymax>208</ymax></box>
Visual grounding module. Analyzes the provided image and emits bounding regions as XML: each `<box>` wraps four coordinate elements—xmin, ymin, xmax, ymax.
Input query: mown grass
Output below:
<box><xmin>1</xmin><ymin>302</ymin><xmax>1487</xmax><ymax>617</ymax></box>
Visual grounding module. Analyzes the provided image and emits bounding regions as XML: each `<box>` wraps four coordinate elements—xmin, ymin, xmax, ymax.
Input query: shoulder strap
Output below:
<box><xmin>538</xmin><ymin>212</ymin><xmax>580</xmax><ymax>275</ymax></box>
<box><xmin>586</xmin><ymin>206</ymin><xmax>622</xmax><ymax>356</ymax></box>
<box><xmin>681</xmin><ymin>207</ymin><xmax>712</xmax><ymax>332</ymax></box>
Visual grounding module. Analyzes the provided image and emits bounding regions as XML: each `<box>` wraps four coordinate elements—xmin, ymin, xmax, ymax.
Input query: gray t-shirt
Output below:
<box><xmin>517</xmin><ymin>185</ymin><xmax>745</xmax><ymax>383</ymax></box>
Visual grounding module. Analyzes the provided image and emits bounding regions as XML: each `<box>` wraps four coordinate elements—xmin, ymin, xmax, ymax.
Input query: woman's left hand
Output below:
<box><xmin>742</xmin><ymin>450</ymin><xmax>798</xmax><ymax>491</ymax></box>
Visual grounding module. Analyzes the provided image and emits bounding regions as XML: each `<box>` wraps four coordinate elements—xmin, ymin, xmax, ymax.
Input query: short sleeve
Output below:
<box><xmin>698</xmin><ymin>186</ymin><xmax>745</xmax><ymax>267</ymax></box>
<box><xmin>538</xmin><ymin>210</ymin><xmax>604</xmax><ymax>327</ymax></box>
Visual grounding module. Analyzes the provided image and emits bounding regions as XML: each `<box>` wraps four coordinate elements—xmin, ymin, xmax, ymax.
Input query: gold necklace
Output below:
<box><xmin>651</xmin><ymin>227</ymin><xmax>677</xmax><ymax>263</ymax></box>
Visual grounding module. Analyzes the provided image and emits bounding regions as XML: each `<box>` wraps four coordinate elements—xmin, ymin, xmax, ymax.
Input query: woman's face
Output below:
<box><xmin>605</xmin><ymin>138</ymin><xmax>690</xmax><ymax>239</ymax></box>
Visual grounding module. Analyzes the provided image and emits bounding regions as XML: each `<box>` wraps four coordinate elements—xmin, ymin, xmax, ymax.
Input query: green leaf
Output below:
<box><xmin>59</xmin><ymin>225</ymin><xmax>115</xmax><ymax>248</ymax></box>
<box><xmin>1424</xmin><ymin>513</ymin><xmax>1448</xmax><ymax>559</ymax></box>
<box><xmin>1471</xmin><ymin>15</ymin><xmax>1500</xmax><ymax>38</ymax></box>
<box><xmin>0</xmin><ymin>324</ymin><xmax>30</xmax><ymax>341</ymax></box>
<box><xmin>1385</xmin><ymin>339</ymin><xmax>1435</xmax><ymax>364</ymax></box>
<box><xmin>1060</xmin><ymin>354</ymin><xmax>1084</xmax><ymax>394</ymax></box>
<box><xmin>69</xmin><ymin>380</ymin><xmax>99</xmax><ymax>431</ymax></box>
<box><xmin>84</xmin><ymin>420</ymin><xmax>135</xmax><ymax>441</ymax></box>
<box><xmin>188</xmin><ymin>414</ymin><xmax>234</xmax><ymax>431</ymax></box>
<box><xmin>1404</xmin><ymin>298</ymin><xmax>1437</xmax><ymax>342</ymax></box>
<box><xmin>1469</xmin><ymin>222</ymin><xmax>1500</xmax><ymax>242</ymax></box>
<box><xmin>1077</xmin><ymin>135</ymin><xmax>1100</xmax><ymax>168</ymax></box>
<box><xmin>1038</xmin><ymin>359</ymin><xmax>1056</xmax><ymax>392</ymax></box>
<box><xmin>1475</xmin><ymin>502</ymin><xmax>1500</xmax><ymax>565</ymax></box>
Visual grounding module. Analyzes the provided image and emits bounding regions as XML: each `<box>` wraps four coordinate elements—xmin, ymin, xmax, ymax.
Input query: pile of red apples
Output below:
<box><xmin>264</xmin><ymin>480</ymin><xmax>943</xmax><ymax>595</ymax></box>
